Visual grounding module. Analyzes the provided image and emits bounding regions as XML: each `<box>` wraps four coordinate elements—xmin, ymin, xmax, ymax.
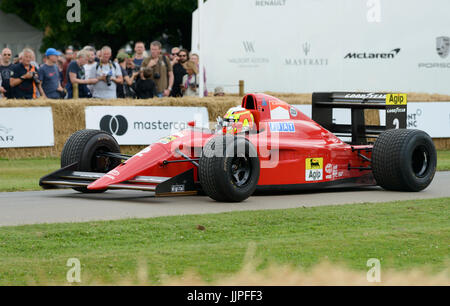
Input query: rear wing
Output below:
<box><xmin>312</xmin><ymin>92</ymin><xmax>407</xmax><ymax>145</ymax></box>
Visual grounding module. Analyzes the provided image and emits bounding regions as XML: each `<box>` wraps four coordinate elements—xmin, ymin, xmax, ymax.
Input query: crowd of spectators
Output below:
<box><xmin>0</xmin><ymin>41</ymin><xmax>222</xmax><ymax>100</ymax></box>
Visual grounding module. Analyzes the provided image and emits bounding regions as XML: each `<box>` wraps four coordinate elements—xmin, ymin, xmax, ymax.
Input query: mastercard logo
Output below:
<box><xmin>99</xmin><ymin>115</ymin><xmax>128</xmax><ymax>136</ymax></box>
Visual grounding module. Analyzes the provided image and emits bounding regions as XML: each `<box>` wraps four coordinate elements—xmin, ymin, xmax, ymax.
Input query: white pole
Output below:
<box><xmin>197</xmin><ymin>0</ymin><xmax>205</xmax><ymax>98</ymax></box>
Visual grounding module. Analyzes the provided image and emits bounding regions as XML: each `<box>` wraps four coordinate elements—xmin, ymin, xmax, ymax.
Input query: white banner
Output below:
<box><xmin>192</xmin><ymin>0</ymin><xmax>450</xmax><ymax>95</ymax></box>
<box><xmin>294</xmin><ymin>102</ymin><xmax>450</xmax><ymax>138</ymax></box>
<box><xmin>0</xmin><ymin>107</ymin><xmax>54</xmax><ymax>148</ymax></box>
<box><xmin>85</xmin><ymin>106</ymin><xmax>209</xmax><ymax>145</ymax></box>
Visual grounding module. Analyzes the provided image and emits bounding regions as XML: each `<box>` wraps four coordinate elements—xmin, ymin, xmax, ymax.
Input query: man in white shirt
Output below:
<box><xmin>82</xmin><ymin>46</ymin><xmax>97</xmax><ymax>94</ymax></box>
<box><xmin>92</xmin><ymin>46</ymin><xmax>123</xmax><ymax>99</ymax></box>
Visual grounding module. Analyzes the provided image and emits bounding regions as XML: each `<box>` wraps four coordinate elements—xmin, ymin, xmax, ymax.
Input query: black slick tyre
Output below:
<box><xmin>372</xmin><ymin>129</ymin><xmax>436</xmax><ymax>192</ymax></box>
<box><xmin>199</xmin><ymin>135</ymin><xmax>260</xmax><ymax>202</ymax></box>
<box><xmin>61</xmin><ymin>129</ymin><xmax>121</xmax><ymax>193</ymax></box>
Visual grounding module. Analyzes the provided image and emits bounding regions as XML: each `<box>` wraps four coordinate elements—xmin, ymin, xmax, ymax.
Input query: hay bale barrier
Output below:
<box><xmin>1</xmin><ymin>92</ymin><xmax>449</xmax><ymax>159</ymax></box>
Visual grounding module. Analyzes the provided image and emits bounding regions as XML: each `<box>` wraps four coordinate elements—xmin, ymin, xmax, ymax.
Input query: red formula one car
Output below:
<box><xmin>40</xmin><ymin>92</ymin><xmax>437</xmax><ymax>202</ymax></box>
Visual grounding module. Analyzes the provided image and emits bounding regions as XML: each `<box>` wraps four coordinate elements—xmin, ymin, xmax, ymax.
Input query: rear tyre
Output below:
<box><xmin>61</xmin><ymin>129</ymin><xmax>121</xmax><ymax>193</ymax></box>
<box><xmin>372</xmin><ymin>129</ymin><xmax>436</xmax><ymax>192</ymax></box>
<box><xmin>199</xmin><ymin>135</ymin><xmax>260</xmax><ymax>202</ymax></box>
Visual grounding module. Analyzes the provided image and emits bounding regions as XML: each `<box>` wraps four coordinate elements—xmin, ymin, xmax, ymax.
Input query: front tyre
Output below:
<box><xmin>199</xmin><ymin>136</ymin><xmax>260</xmax><ymax>202</ymax></box>
<box><xmin>61</xmin><ymin>129</ymin><xmax>121</xmax><ymax>193</ymax></box>
<box><xmin>372</xmin><ymin>129</ymin><xmax>436</xmax><ymax>192</ymax></box>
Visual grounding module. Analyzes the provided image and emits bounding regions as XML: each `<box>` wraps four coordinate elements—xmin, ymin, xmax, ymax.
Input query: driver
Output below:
<box><xmin>220</xmin><ymin>107</ymin><xmax>255</xmax><ymax>134</ymax></box>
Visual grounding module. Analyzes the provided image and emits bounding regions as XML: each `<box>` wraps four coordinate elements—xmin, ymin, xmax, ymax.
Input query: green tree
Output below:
<box><xmin>0</xmin><ymin>0</ymin><xmax>197</xmax><ymax>54</ymax></box>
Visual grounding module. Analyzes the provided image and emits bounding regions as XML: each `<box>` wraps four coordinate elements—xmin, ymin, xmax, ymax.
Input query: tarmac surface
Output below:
<box><xmin>0</xmin><ymin>172</ymin><xmax>449</xmax><ymax>226</ymax></box>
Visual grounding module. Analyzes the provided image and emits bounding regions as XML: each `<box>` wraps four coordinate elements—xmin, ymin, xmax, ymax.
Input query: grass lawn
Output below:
<box><xmin>0</xmin><ymin>157</ymin><xmax>60</xmax><ymax>192</ymax></box>
<box><xmin>438</xmin><ymin>150</ymin><xmax>450</xmax><ymax>171</ymax></box>
<box><xmin>0</xmin><ymin>198</ymin><xmax>448</xmax><ymax>285</ymax></box>
<box><xmin>0</xmin><ymin>150</ymin><xmax>449</xmax><ymax>192</ymax></box>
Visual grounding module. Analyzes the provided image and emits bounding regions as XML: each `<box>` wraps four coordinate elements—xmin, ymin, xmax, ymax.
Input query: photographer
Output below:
<box><xmin>171</xmin><ymin>49</ymin><xmax>188</xmax><ymax>97</ymax></box>
<box><xmin>9</xmin><ymin>48</ymin><xmax>45</xmax><ymax>99</ymax></box>
<box><xmin>116</xmin><ymin>52</ymin><xmax>136</xmax><ymax>98</ymax></box>
<box><xmin>142</xmin><ymin>41</ymin><xmax>174</xmax><ymax>97</ymax></box>
<box><xmin>92</xmin><ymin>46</ymin><xmax>123</xmax><ymax>99</ymax></box>
<box><xmin>181</xmin><ymin>61</ymin><xmax>199</xmax><ymax>97</ymax></box>
<box><xmin>39</xmin><ymin>48</ymin><xmax>65</xmax><ymax>99</ymax></box>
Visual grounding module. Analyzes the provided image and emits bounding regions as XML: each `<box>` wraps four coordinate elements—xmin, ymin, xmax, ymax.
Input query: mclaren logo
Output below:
<box><xmin>436</xmin><ymin>36</ymin><xmax>450</xmax><ymax>59</ymax></box>
<box><xmin>344</xmin><ymin>48</ymin><xmax>401</xmax><ymax>59</ymax></box>
<box><xmin>100</xmin><ymin>115</ymin><xmax>128</xmax><ymax>136</ymax></box>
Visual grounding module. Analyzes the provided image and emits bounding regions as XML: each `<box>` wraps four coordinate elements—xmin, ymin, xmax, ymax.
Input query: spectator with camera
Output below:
<box><xmin>9</xmin><ymin>48</ymin><xmax>45</xmax><ymax>99</ymax></box>
<box><xmin>170</xmin><ymin>47</ymin><xmax>180</xmax><ymax>66</ymax></box>
<box><xmin>66</xmin><ymin>50</ymin><xmax>98</xmax><ymax>99</ymax></box>
<box><xmin>0</xmin><ymin>48</ymin><xmax>14</xmax><ymax>99</ymax></box>
<box><xmin>116</xmin><ymin>52</ymin><xmax>136</xmax><ymax>99</ymax></box>
<box><xmin>181</xmin><ymin>61</ymin><xmax>200</xmax><ymax>97</ymax></box>
<box><xmin>91</xmin><ymin>46</ymin><xmax>123</xmax><ymax>99</ymax></box>
<box><xmin>142</xmin><ymin>41</ymin><xmax>174</xmax><ymax>98</ymax></box>
<box><xmin>38</xmin><ymin>48</ymin><xmax>65</xmax><ymax>99</ymax></box>
<box><xmin>170</xmin><ymin>48</ymin><xmax>188</xmax><ymax>97</ymax></box>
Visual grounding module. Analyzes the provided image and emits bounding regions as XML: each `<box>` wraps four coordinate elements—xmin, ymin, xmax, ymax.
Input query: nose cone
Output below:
<box><xmin>87</xmin><ymin>143</ymin><xmax>172</xmax><ymax>190</ymax></box>
<box><xmin>87</xmin><ymin>167</ymin><xmax>125</xmax><ymax>190</ymax></box>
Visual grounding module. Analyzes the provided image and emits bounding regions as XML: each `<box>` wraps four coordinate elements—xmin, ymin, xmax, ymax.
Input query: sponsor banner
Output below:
<box><xmin>0</xmin><ymin>107</ymin><xmax>54</xmax><ymax>148</ymax></box>
<box><xmin>294</xmin><ymin>102</ymin><xmax>450</xmax><ymax>138</ymax></box>
<box><xmin>85</xmin><ymin>106</ymin><xmax>209</xmax><ymax>145</ymax></box>
<box><xmin>380</xmin><ymin>102</ymin><xmax>450</xmax><ymax>138</ymax></box>
<box><xmin>192</xmin><ymin>0</ymin><xmax>450</xmax><ymax>94</ymax></box>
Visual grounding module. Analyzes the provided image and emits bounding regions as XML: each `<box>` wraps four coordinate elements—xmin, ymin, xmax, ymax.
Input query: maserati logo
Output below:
<box><xmin>285</xmin><ymin>41</ymin><xmax>328</xmax><ymax>66</ymax></box>
<box><xmin>436</xmin><ymin>36</ymin><xmax>450</xmax><ymax>59</ymax></box>
<box><xmin>302</xmin><ymin>42</ymin><xmax>311</xmax><ymax>56</ymax></box>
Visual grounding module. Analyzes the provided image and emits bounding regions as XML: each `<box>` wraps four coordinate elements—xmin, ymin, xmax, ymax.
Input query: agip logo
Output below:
<box><xmin>305</xmin><ymin>158</ymin><xmax>323</xmax><ymax>182</ymax></box>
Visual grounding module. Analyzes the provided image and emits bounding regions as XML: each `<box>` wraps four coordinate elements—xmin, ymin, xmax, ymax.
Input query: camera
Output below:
<box><xmin>106</xmin><ymin>74</ymin><xmax>112</xmax><ymax>86</ymax></box>
<box><xmin>31</xmin><ymin>71</ymin><xmax>41</xmax><ymax>85</ymax></box>
<box><xmin>105</xmin><ymin>71</ymin><xmax>113</xmax><ymax>86</ymax></box>
<box><xmin>153</xmin><ymin>72</ymin><xmax>160</xmax><ymax>80</ymax></box>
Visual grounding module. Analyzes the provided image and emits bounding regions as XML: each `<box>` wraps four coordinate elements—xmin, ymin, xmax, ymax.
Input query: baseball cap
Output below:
<box><xmin>116</xmin><ymin>52</ymin><xmax>129</xmax><ymax>62</ymax></box>
<box><xmin>45</xmin><ymin>48</ymin><xmax>62</xmax><ymax>57</ymax></box>
<box><xmin>214</xmin><ymin>86</ymin><xmax>225</xmax><ymax>96</ymax></box>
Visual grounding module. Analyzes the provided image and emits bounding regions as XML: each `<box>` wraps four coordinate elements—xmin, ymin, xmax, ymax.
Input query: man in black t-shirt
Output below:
<box><xmin>0</xmin><ymin>48</ymin><xmax>14</xmax><ymax>99</ymax></box>
<box><xmin>66</xmin><ymin>50</ymin><xmax>98</xmax><ymax>99</ymax></box>
<box><xmin>170</xmin><ymin>49</ymin><xmax>188</xmax><ymax>97</ymax></box>
<box><xmin>9</xmin><ymin>48</ymin><xmax>44</xmax><ymax>99</ymax></box>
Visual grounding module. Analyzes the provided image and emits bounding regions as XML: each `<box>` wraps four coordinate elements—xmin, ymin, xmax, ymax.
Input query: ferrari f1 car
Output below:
<box><xmin>40</xmin><ymin>92</ymin><xmax>437</xmax><ymax>202</ymax></box>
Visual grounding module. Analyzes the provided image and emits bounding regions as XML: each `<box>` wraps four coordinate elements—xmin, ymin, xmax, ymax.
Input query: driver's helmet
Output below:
<box><xmin>221</xmin><ymin>107</ymin><xmax>255</xmax><ymax>134</ymax></box>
